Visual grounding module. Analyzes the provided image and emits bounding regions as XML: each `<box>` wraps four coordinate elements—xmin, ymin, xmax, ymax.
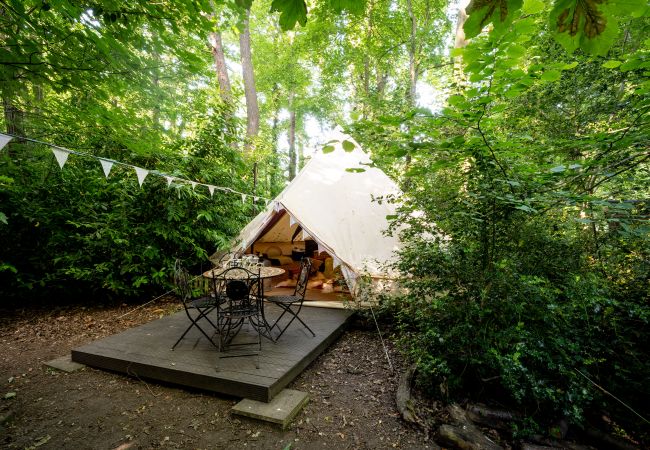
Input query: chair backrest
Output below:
<box><xmin>294</xmin><ymin>257</ymin><xmax>312</xmax><ymax>299</ymax></box>
<box><xmin>175</xmin><ymin>259</ymin><xmax>212</xmax><ymax>304</ymax></box>
<box><xmin>215</xmin><ymin>266</ymin><xmax>262</xmax><ymax>311</ymax></box>
<box><xmin>173</xmin><ymin>259</ymin><xmax>192</xmax><ymax>302</ymax></box>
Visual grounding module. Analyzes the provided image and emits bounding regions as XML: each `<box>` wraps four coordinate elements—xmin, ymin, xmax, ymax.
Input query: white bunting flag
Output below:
<box><xmin>208</xmin><ymin>185</ymin><xmax>215</xmax><ymax>196</ymax></box>
<box><xmin>274</xmin><ymin>201</ymin><xmax>282</xmax><ymax>212</ymax></box>
<box><xmin>332</xmin><ymin>256</ymin><xmax>341</xmax><ymax>268</ymax></box>
<box><xmin>99</xmin><ymin>159</ymin><xmax>113</xmax><ymax>178</ymax></box>
<box><xmin>317</xmin><ymin>241</ymin><xmax>326</xmax><ymax>254</ymax></box>
<box><xmin>265</xmin><ymin>199</ymin><xmax>269</xmax><ymax>206</ymax></box>
<box><xmin>0</xmin><ymin>133</ymin><xmax>12</xmax><ymax>151</ymax></box>
<box><xmin>301</xmin><ymin>229</ymin><xmax>311</xmax><ymax>240</ymax></box>
<box><xmin>52</xmin><ymin>147</ymin><xmax>71</xmax><ymax>169</ymax></box>
<box><xmin>190</xmin><ymin>181</ymin><xmax>197</xmax><ymax>190</ymax></box>
<box><xmin>253</xmin><ymin>196</ymin><xmax>259</xmax><ymax>203</ymax></box>
<box><xmin>134</xmin><ymin>167</ymin><xmax>149</xmax><ymax>187</ymax></box>
<box><xmin>164</xmin><ymin>176</ymin><xmax>174</xmax><ymax>186</ymax></box>
<box><xmin>289</xmin><ymin>214</ymin><xmax>297</xmax><ymax>228</ymax></box>
<box><xmin>241</xmin><ymin>194</ymin><xmax>246</xmax><ymax>203</ymax></box>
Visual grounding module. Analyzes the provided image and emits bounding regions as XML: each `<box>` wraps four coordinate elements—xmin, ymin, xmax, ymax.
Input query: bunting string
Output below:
<box><xmin>0</xmin><ymin>133</ymin><xmax>268</xmax><ymax>202</ymax></box>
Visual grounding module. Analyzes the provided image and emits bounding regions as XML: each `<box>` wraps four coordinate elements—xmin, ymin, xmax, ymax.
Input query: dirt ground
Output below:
<box><xmin>0</xmin><ymin>298</ymin><xmax>432</xmax><ymax>450</ymax></box>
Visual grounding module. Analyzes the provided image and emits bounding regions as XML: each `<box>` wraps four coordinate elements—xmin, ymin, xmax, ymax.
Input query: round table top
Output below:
<box><xmin>202</xmin><ymin>266</ymin><xmax>285</xmax><ymax>279</ymax></box>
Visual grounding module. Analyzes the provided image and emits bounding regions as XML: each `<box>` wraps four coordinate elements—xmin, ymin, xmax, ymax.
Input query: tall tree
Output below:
<box><xmin>239</xmin><ymin>7</ymin><xmax>260</xmax><ymax>154</ymax></box>
<box><xmin>211</xmin><ymin>30</ymin><xmax>232</xmax><ymax>104</ymax></box>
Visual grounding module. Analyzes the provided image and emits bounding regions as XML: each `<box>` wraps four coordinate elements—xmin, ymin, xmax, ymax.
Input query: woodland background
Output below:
<box><xmin>1</xmin><ymin>0</ymin><xmax>648</xmax><ymax>439</ymax></box>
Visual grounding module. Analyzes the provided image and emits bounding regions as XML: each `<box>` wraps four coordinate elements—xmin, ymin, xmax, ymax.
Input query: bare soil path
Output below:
<box><xmin>0</xmin><ymin>299</ymin><xmax>431</xmax><ymax>449</ymax></box>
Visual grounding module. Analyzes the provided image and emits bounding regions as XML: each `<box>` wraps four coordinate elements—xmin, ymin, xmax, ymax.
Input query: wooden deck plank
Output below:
<box><xmin>72</xmin><ymin>304</ymin><xmax>353</xmax><ymax>402</ymax></box>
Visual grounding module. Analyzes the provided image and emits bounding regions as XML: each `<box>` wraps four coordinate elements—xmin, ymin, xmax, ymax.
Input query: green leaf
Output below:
<box><xmin>235</xmin><ymin>0</ymin><xmax>254</xmax><ymax>9</ymax></box>
<box><xmin>506</xmin><ymin>44</ymin><xmax>527</xmax><ymax>59</ymax></box>
<box><xmin>562</xmin><ymin>61</ymin><xmax>579</xmax><ymax>70</ymax></box>
<box><xmin>464</xmin><ymin>0</ymin><xmax>524</xmax><ymax>39</ymax></box>
<box><xmin>515</xmin><ymin>204</ymin><xmax>537</xmax><ymax>213</ymax></box>
<box><xmin>541</xmin><ymin>69</ymin><xmax>562</xmax><ymax>82</ymax></box>
<box><xmin>549</xmin><ymin>0</ymin><xmax>633</xmax><ymax>56</ymax></box>
<box><xmin>345</xmin><ymin>168</ymin><xmax>366</xmax><ymax>173</ymax></box>
<box><xmin>602</xmin><ymin>60</ymin><xmax>622</xmax><ymax>69</ymax></box>
<box><xmin>0</xmin><ymin>263</ymin><xmax>17</xmax><ymax>274</ymax></box>
<box><xmin>0</xmin><ymin>212</ymin><xmax>7</xmax><ymax>225</ymax></box>
<box><xmin>270</xmin><ymin>0</ymin><xmax>308</xmax><ymax>31</ymax></box>
<box><xmin>447</xmin><ymin>94</ymin><xmax>466</xmax><ymax>106</ymax></box>
<box><xmin>620</xmin><ymin>58</ymin><xmax>641</xmax><ymax>72</ymax></box>
<box><xmin>322</xmin><ymin>145</ymin><xmax>335</xmax><ymax>154</ymax></box>
<box><xmin>522</xmin><ymin>0</ymin><xmax>545</xmax><ymax>14</ymax></box>
<box><xmin>342</xmin><ymin>140</ymin><xmax>356</xmax><ymax>152</ymax></box>
<box><xmin>327</xmin><ymin>0</ymin><xmax>366</xmax><ymax>14</ymax></box>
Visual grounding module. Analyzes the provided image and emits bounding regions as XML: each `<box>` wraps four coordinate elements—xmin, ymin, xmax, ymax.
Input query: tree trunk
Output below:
<box><xmin>3</xmin><ymin>97</ymin><xmax>24</xmax><ymax>136</ymax></box>
<box><xmin>376</xmin><ymin>70</ymin><xmax>388</xmax><ymax>99</ymax></box>
<box><xmin>239</xmin><ymin>7</ymin><xmax>260</xmax><ymax>155</ymax></box>
<box><xmin>406</xmin><ymin>0</ymin><xmax>417</xmax><ymax>107</ymax></box>
<box><xmin>152</xmin><ymin>51</ymin><xmax>161</xmax><ymax>128</ymax></box>
<box><xmin>210</xmin><ymin>30</ymin><xmax>232</xmax><ymax>104</ymax></box>
<box><xmin>269</xmin><ymin>83</ymin><xmax>281</xmax><ymax>188</ymax></box>
<box><xmin>288</xmin><ymin>90</ymin><xmax>297</xmax><ymax>181</ymax></box>
<box><xmin>453</xmin><ymin>0</ymin><xmax>470</xmax><ymax>88</ymax></box>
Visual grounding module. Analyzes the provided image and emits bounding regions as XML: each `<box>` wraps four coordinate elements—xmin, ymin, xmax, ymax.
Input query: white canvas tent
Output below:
<box><xmin>231</xmin><ymin>133</ymin><xmax>402</xmax><ymax>295</ymax></box>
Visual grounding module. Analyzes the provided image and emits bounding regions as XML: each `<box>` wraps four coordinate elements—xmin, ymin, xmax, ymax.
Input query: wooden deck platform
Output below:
<box><xmin>71</xmin><ymin>304</ymin><xmax>353</xmax><ymax>402</ymax></box>
<box><xmin>266</xmin><ymin>288</ymin><xmax>351</xmax><ymax>303</ymax></box>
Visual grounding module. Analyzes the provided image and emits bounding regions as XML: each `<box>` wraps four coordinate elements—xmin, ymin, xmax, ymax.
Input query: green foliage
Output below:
<box><xmin>0</xmin><ymin>109</ymin><xmax>253</xmax><ymax>301</ymax></box>
<box><xmin>464</xmin><ymin>0</ymin><xmax>524</xmax><ymax>39</ymax></box>
<box><xmin>270</xmin><ymin>0</ymin><xmax>308</xmax><ymax>30</ymax></box>
<box><xmin>464</xmin><ymin>0</ymin><xmax>649</xmax><ymax>55</ymax></box>
<box><xmin>353</xmin><ymin>1</ymin><xmax>649</xmax><ymax>434</ymax></box>
<box><xmin>384</xmin><ymin>215</ymin><xmax>648</xmax><ymax>426</ymax></box>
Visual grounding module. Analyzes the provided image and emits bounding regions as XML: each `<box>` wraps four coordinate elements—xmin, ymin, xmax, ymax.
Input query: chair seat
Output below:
<box><xmin>190</xmin><ymin>295</ymin><xmax>217</xmax><ymax>308</ymax></box>
<box><xmin>267</xmin><ymin>295</ymin><xmax>301</xmax><ymax>304</ymax></box>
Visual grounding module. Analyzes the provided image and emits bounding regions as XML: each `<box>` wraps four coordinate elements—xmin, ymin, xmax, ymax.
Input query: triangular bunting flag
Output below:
<box><xmin>164</xmin><ymin>176</ymin><xmax>174</xmax><ymax>186</ymax></box>
<box><xmin>301</xmin><ymin>229</ymin><xmax>310</xmax><ymax>240</ymax></box>
<box><xmin>332</xmin><ymin>256</ymin><xmax>341</xmax><ymax>268</ymax></box>
<box><xmin>241</xmin><ymin>194</ymin><xmax>246</xmax><ymax>203</ymax></box>
<box><xmin>265</xmin><ymin>199</ymin><xmax>269</xmax><ymax>206</ymax></box>
<box><xmin>253</xmin><ymin>196</ymin><xmax>259</xmax><ymax>203</ymax></box>
<box><xmin>0</xmin><ymin>133</ymin><xmax>12</xmax><ymax>151</ymax></box>
<box><xmin>289</xmin><ymin>215</ymin><xmax>297</xmax><ymax>228</ymax></box>
<box><xmin>52</xmin><ymin>147</ymin><xmax>71</xmax><ymax>169</ymax></box>
<box><xmin>208</xmin><ymin>185</ymin><xmax>215</xmax><ymax>196</ymax></box>
<box><xmin>190</xmin><ymin>181</ymin><xmax>197</xmax><ymax>190</ymax></box>
<box><xmin>99</xmin><ymin>159</ymin><xmax>113</xmax><ymax>178</ymax></box>
<box><xmin>317</xmin><ymin>241</ymin><xmax>326</xmax><ymax>254</ymax></box>
<box><xmin>274</xmin><ymin>201</ymin><xmax>282</xmax><ymax>212</ymax></box>
<box><xmin>134</xmin><ymin>167</ymin><xmax>148</xmax><ymax>187</ymax></box>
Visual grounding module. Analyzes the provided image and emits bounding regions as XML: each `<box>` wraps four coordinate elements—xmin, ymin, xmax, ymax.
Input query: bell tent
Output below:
<box><xmin>231</xmin><ymin>134</ymin><xmax>402</xmax><ymax>295</ymax></box>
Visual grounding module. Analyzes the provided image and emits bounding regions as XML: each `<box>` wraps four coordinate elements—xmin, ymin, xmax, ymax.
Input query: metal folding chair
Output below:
<box><xmin>213</xmin><ymin>266</ymin><xmax>267</xmax><ymax>370</ymax></box>
<box><xmin>266</xmin><ymin>257</ymin><xmax>315</xmax><ymax>339</ymax></box>
<box><xmin>171</xmin><ymin>260</ymin><xmax>220</xmax><ymax>350</ymax></box>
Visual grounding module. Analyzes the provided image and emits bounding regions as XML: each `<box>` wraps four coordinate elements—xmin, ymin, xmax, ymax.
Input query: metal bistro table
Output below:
<box><xmin>202</xmin><ymin>266</ymin><xmax>285</xmax><ymax>341</ymax></box>
<box><xmin>202</xmin><ymin>266</ymin><xmax>285</xmax><ymax>281</ymax></box>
